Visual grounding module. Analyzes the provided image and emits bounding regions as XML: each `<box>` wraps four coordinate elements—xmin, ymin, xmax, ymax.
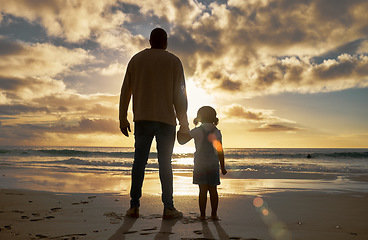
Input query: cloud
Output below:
<box><xmin>166</xmin><ymin>0</ymin><xmax>368</xmax><ymax>96</ymax></box>
<box><xmin>222</xmin><ymin>104</ymin><xmax>267</xmax><ymax>121</ymax></box>
<box><xmin>250</xmin><ymin>124</ymin><xmax>301</xmax><ymax>133</ymax></box>
<box><xmin>100</xmin><ymin>61</ymin><xmax>126</xmax><ymax>76</ymax></box>
<box><xmin>2</xmin><ymin>0</ymin><xmax>367</xmax><ymax>98</ymax></box>
<box><xmin>0</xmin><ymin>0</ymin><xmax>147</xmax><ymax>54</ymax></box>
<box><xmin>0</xmin><ymin>0</ymin><xmax>118</xmax><ymax>42</ymax></box>
<box><xmin>123</xmin><ymin>0</ymin><xmax>203</xmax><ymax>27</ymax></box>
<box><xmin>0</xmin><ymin>38</ymin><xmax>93</xmax><ymax>79</ymax></box>
<box><xmin>0</xmin><ymin>104</ymin><xmax>49</xmax><ymax>115</ymax></box>
<box><xmin>222</xmin><ymin>104</ymin><xmax>294</xmax><ymax>123</ymax></box>
<box><xmin>70</xmin><ymin>118</ymin><xmax>118</xmax><ymax>133</ymax></box>
<box><xmin>0</xmin><ymin>75</ymin><xmax>68</xmax><ymax>100</ymax></box>
<box><xmin>0</xmin><ymin>91</ymin><xmax>120</xmax><ymax>145</ymax></box>
<box><xmin>222</xmin><ymin>104</ymin><xmax>299</xmax><ymax>132</ymax></box>
<box><xmin>0</xmin><ymin>117</ymin><xmax>120</xmax><ymax>145</ymax></box>
<box><xmin>31</xmin><ymin>93</ymin><xmax>119</xmax><ymax>118</ymax></box>
<box><xmin>0</xmin><ymin>0</ymin><xmax>367</xmax><ymax>146</ymax></box>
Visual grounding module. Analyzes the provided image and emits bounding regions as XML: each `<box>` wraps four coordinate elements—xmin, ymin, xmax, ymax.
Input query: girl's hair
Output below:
<box><xmin>193</xmin><ymin>106</ymin><xmax>219</xmax><ymax>126</ymax></box>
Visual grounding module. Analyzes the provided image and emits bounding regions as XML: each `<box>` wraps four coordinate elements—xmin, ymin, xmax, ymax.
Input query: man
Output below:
<box><xmin>119</xmin><ymin>28</ymin><xmax>189</xmax><ymax>219</ymax></box>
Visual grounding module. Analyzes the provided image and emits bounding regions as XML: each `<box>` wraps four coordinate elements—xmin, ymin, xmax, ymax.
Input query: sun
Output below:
<box><xmin>185</xmin><ymin>78</ymin><xmax>216</xmax><ymax>122</ymax></box>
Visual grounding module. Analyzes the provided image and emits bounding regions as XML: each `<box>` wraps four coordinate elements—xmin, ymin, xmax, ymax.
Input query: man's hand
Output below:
<box><xmin>120</xmin><ymin>122</ymin><xmax>131</xmax><ymax>137</ymax></box>
<box><xmin>178</xmin><ymin>125</ymin><xmax>190</xmax><ymax>134</ymax></box>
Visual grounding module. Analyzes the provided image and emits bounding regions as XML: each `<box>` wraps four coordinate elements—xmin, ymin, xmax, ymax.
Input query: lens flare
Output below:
<box><xmin>253</xmin><ymin>197</ymin><xmax>264</xmax><ymax>208</ymax></box>
<box><xmin>208</xmin><ymin>133</ymin><xmax>223</xmax><ymax>153</ymax></box>
<box><xmin>262</xmin><ymin>208</ymin><xmax>269</xmax><ymax>216</ymax></box>
<box><xmin>253</xmin><ymin>196</ymin><xmax>291</xmax><ymax>240</ymax></box>
<box><xmin>212</xmin><ymin>140</ymin><xmax>223</xmax><ymax>152</ymax></box>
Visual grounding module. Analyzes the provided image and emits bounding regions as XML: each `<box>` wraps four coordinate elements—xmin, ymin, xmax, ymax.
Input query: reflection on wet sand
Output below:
<box><xmin>2</xmin><ymin>168</ymin><xmax>367</xmax><ymax>195</ymax></box>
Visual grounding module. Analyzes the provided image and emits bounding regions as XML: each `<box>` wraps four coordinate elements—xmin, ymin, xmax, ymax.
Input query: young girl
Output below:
<box><xmin>177</xmin><ymin>106</ymin><xmax>227</xmax><ymax>220</ymax></box>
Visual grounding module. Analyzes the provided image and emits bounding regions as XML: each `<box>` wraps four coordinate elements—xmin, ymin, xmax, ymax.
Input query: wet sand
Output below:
<box><xmin>1</xmin><ymin>171</ymin><xmax>368</xmax><ymax>240</ymax></box>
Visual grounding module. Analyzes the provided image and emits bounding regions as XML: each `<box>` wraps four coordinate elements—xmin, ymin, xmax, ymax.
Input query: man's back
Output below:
<box><xmin>122</xmin><ymin>48</ymin><xmax>187</xmax><ymax>126</ymax></box>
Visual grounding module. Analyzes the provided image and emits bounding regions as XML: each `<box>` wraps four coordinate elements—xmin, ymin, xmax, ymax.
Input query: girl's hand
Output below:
<box><xmin>221</xmin><ymin>168</ymin><xmax>227</xmax><ymax>175</ymax></box>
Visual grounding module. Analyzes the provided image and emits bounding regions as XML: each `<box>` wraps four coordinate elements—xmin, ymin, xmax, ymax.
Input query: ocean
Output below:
<box><xmin>1</xmin><ymin>146</ymin><xmax>368</xmax><ymax>174</ymax></box>
<box><xmin>1</xmin><ymin>146</ymin><xmax>368</xmax><ymax>194</ymax></box>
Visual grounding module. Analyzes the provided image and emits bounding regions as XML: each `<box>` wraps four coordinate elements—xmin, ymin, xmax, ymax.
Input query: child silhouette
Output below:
<box><xmin>177</xmin><ymin>106</ymin><xmax>227</xmax><ymax>220</ymax></box>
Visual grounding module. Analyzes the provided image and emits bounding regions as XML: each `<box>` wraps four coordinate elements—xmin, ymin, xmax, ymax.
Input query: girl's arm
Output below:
<box><xmin>177</xmin><ymin>132</ymin><xmax>192</xmax><ymax>145</ymax></box>
<box><xmin>215</xmin><ymin>139</ymin><xmax>226</xmax><ymax>175</ymax></box>
<box><xmin>218</xmin><ymin>149</ymin><xmax>227</xmax><ymax>175</ymax></box>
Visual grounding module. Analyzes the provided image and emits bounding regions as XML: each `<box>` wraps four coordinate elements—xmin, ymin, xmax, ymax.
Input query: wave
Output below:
<box><xmin>316</xmin><ymin>151</ymin><xmax>368</xmax><ymax>159</ymax></box>
<box><xmin>38</xmin><ymin>149</ymin><xmax>136</xmax><ymax>158</ymax></box>
<box><xmin>224</xmin><ymin>149</ymin><xmax>368</xmax><ymax>160</ymax></box>
<box><xmin>43</xmin><ymin>158</ymin><xmax>132</xmax><ymax>167</ymax></box>
<box><xmin>0</xmin><ymin>148</ymin><xmax>196</xmax><ymax>160</ymax></box>
<box><xmin>2</xmin><ymin>148</ymin><xmax>367</xmax><ymax>160</ymax></box>
<box><xmin>23</xmin><ymin>157</ymin><xmax>193</xmax><ymax>173</ymax></box>
<box><xmin>0</xmin><ymin>148</ymin><xmax>137</xmax><ymax>159</ymax></box>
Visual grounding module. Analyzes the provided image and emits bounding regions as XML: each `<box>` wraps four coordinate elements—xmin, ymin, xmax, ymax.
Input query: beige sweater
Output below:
<box><xmin>119</xmin><ymin>48</ymin><xmax>189</xmax><ymax>132</ymax></box>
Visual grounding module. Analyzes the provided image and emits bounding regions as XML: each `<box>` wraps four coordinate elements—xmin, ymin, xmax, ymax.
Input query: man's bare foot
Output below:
<box><xmin>210</xmin><ymin>215</ymin><xmax>219</xmax><ymax>221</ymax></box>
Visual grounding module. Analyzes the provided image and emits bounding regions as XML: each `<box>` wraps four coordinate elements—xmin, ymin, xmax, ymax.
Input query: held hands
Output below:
<box><xmin>221</xmin><ymin>167</ymin><xmax>227</xmax><ymax>175</ymax></box>
<box><xmin>177</xmin><ymin>131</ymin><xmax>192</xmax><ymax>145</ymax></box>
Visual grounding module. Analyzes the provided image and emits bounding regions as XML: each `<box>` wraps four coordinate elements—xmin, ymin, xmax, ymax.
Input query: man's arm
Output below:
<box><xmin>119</xmin><ymin>67</ymin><xmax>132</xmax><ymax>137</ymax></box>
<box><xmin>173</xmin><ymin>60</ymin><xmax>189</xmax><ymax>133</ymax></box>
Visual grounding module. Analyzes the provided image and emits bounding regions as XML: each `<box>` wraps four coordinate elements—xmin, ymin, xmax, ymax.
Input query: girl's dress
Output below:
<box><xmin>189</xmin><ymin>123</ymin><xmax>222</xmax><ymax>186</ymax></box>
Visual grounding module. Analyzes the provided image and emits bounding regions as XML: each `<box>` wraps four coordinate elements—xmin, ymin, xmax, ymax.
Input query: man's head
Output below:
<box><xmin>149</xmin><ymin>28</ymin><xmax>168</xmax><ymax>49</ymax></box>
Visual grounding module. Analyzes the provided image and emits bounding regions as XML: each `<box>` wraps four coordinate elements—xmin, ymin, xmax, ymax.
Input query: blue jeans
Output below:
<box><xmin>130</xmin><ymin>121</ymin><xmax>176</xmax><ymax>209</ymax></box>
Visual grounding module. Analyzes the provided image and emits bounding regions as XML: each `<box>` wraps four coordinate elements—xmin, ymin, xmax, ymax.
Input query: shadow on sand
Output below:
<box><xmin>201</xmin><ymin>220</ymin><xmax>230</xmax><ymax>240</ymax></box>
<box><xmin>108</xmin><ymin>215</ymin><xmax>180</xmax><ymax>240</ymax></box>
<box><xmin>108</xmin><ymin>215</ymin><xmax>241</xmax><ymax>240</ymax></box>
<box><xmin>108</xmin><ymin>215</ymin><xmax>138</xmax><ymax>240</ymax></box>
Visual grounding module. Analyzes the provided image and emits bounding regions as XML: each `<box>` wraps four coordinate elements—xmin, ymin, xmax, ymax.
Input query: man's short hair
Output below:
<box><xmin>150</xmin><ymin>28</ymin><xmax>167</xmax><ymax>48</ymax></box>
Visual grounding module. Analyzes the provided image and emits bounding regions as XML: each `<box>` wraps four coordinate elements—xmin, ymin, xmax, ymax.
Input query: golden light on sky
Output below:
<box><xmin>0</xmin><ymin>0</ymin><xmax>367</xmax><ymax>148</ymax></box>
<box><xmin>186</xmin><ymin>78</ymin><xmax>216</xmax><ymax>121</ymax></box>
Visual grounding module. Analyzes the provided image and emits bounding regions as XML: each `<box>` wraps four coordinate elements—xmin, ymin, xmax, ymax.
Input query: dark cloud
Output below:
<box><xmin>311</xmin><ymin>38</ymin><xmax>367</xmax><ymax>64</ymax></box>
<box><xmin>222</xmin><ymin>104</ymin><xmax>300</xmax><ymax>133</ymax></box>
<box><xmin>312</xmin><ymin>55</ymin><xmax>368</xmax><ymax>81</ymax></box>
<box><xmin>220</xmin><ymin>79</ymin><xmax>241</xmax><ymax>91</ymax></box>
<box><xmin>312</xmin><ymin>0</ymin><xmax>365</xmax><ymax>26</ymax></box>
<box><xmin>0</xmin><ymin>117</ymin><xmax>120</xmax><ymax>145</ymax></box>
<box><xmin>50</xmin><ymin>118</ymin><xmax>119</xmax><ymax>134</ymax></box>
<box><xmin>0</xmin><ymin>37</ymin><xmax>25</xmax><ymax>55</ymax></box>
<box><xmin>0</xmin><ymin>76</ymin><xmax>24</xmax><ymax>90</ymax></box>
<box><xmin>222</xmin><ymin>105</ymin><xmax>266</xmax><ymax>121</ymax></box>
<box><xmin>0</xmin><ymin>104</ymin><xmax>49</xmax><ymax>115</ymax></box>
<box><xmin>76</xmin><ymin>118</ymin><xmax>118</xmax><ymax>133</ymax></box>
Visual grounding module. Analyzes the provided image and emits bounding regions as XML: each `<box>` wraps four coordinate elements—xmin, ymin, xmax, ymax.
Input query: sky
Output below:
<box><xmin>0</xmin><ymin>0</ymin><xmax>367</xmax><ymax>148</ymax></box>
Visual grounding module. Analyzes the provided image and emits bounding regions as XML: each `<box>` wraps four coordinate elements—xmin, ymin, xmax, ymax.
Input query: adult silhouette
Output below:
<box><xmin>119</xmin><ymin>28</ymin><xmax>189</xmax><ymax>219</ymax></box>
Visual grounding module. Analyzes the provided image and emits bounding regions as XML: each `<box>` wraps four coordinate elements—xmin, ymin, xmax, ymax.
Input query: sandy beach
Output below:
<box><xmin>1</xmin><ymin>171</ymin><xmax>367</xmax><ymax>240</ymax></box>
